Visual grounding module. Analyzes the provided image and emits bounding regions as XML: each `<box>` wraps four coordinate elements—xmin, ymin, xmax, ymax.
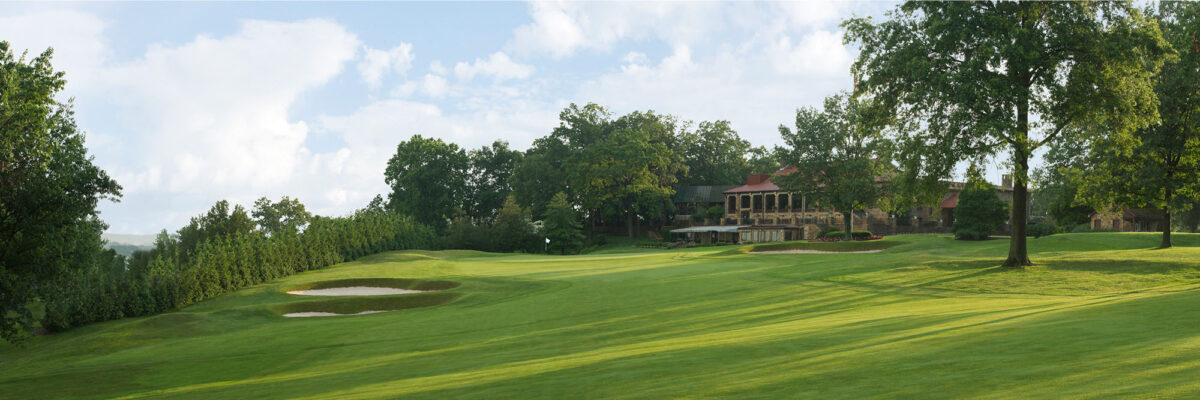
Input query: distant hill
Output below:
<box><xmin>102</xmin><ymin>233</ymin><xmax>158</xmax><ymax>256</ymax></box>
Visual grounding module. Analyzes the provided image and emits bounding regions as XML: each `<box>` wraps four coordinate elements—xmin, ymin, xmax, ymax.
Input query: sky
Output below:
<box><xmin>3</xmin><ymin>1</ymin><xmax>1016</xmax><ymax>234</ymax></box>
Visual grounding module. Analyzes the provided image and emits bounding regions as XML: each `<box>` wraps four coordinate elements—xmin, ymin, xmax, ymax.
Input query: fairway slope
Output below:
<box><xmin>4</xmin><ymin>233</ymin><xmax>1200</xmax><ymax>399</ymax></box>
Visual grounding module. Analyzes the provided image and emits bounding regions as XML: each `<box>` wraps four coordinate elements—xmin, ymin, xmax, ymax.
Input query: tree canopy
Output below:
<box><xmin>0</xmin><ymin>43</ymin><xmax>121</xmax><ymax>340</ymax></box>
<box><xmin>774</xmin><ymin>92</ymin><xmax>892</xmax><ymax>236</ymax></box>
<box><xmin>1075</xmin><ymin>1</ymin><xmax>1200</xmax><ymax>248</ymax></box>
<box><xmin>384</xmin><ymin>135</ymin><xmax>470</xmax><ymax>232</ymax></box>
<box><xmin>844</xmin><ymin>1</ymin><xmax>1169</xmax><ymax>265</ymax></box>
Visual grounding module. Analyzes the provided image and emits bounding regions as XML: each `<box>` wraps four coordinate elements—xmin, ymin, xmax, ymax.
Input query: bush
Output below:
<box><xmin>820</xmin><ymin>230</ymin><xmax>875</xmax><ymax>240</ymax></box>
<box><xmin>952</xmin><ymin>166</ymin><xmax>1009</xmax><ymax>241</ymax></box>
<box><xmin>1027</xmin><ymin>222</ymin><xmax>1056</xmax><ymax>238</ymax></box>
<box><xmin>706</xmin><ymin>205</ymin><xmax>725</xmax><ymax>220</ymax></box>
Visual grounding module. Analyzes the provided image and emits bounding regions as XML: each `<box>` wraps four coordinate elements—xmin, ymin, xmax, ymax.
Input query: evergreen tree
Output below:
<box><xmin>543</xmin><ymin>192</ymin><xmax>584</xmax><ymax>255</ymax></box>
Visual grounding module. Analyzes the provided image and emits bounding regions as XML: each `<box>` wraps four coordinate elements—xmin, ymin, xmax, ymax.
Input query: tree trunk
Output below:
<box><xmin>626</xmin><ymin>212</ymin><xmax>635</xmax><ymax>238</ymax></box>
<box><xmin>1161</xmin><ymin>190</ymin><xmax>1173</xmax><ymax>249</ymax></box>
<box><xmin>843</xmin><ymin>212</ymin><xmax>853</xmax><ymax>241</ymax></box>
<box><xmin>1003</xmin><ymin>110</ymin><xmax>1032</xmax><ymax>267</ymax></box>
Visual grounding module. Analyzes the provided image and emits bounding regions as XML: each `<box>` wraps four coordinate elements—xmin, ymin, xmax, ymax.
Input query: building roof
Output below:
<box><xmin>940</xmin><ymin>192</ymin><xmax>959</xmax><ymax>208</ymax></box>
<box><xmin>724</xmin><ymin>167</ymin><xmax>796</xmax><ymax>194</ymax></box>
<box><xmin>672</xmin><ymin>185</ymin><xmax>739</xmax><ymax>204</ymax></box>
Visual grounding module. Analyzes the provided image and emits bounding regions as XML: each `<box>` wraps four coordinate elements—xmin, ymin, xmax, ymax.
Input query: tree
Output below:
<box><xmin>678</xmin><ymin>120</ymin><xmax>752</xmax><ymax>185</ymax></box>
<box><xmin>1075</xmin><ymin>2</ymin><xmax>1200</xmax><ymax>248</ymax></box>
<box><xmin>384</xmin><ymin>135</ymin><xmax>470</xmax><ymax>232</ymax></box>
<box><xmin>492</xmin><ymin>195</ymin><xmax>539</xmax><ymax>253</ymax></box>
<box><xmin>442</xmin><ymin>211</ymin><xmax>490</xmax><ymax>251</ymax></box>
<box><xmin>774</xmin><ymin>92</ymin><xmax>892</xmax><ymax>238</ymax></box>
<box><xmin>252</xmin><ymin>196</ymin><xmax>312</xmax><ymax>236</ymax></box>
<box><xmin>745</xmin><ymin>146</ymin><xmax>780</xmax><ymax>175</ymax></box>
<box><xmin>0</xmin><ymin>43</ymin><xmax>121</xmax><ymax>340</ymax></box>
<box><xmin>953</xmin><ymin>166</ymin><xmax>1010</xmax><ymax>240</ymax></box>
<box><xmin>466</xmin><ymin>141</ymin><xmax>523</xmax><ymax>221</ymax></box>
<box><xmin>1032</xmin><ymin>139</ymin><xmax>1094</xmax><ymax>228</ymax></box>
<box><xmin>543</xmin><ymin>192</ymin><xmax>584</xmax><ymax>255</ymax></box>
<box><xmin>845</xmin><ymin>2</ymin><xmax>1169</xmax><ymax>266</ymax></box>
<box><xmin>511</xmin><ymin>104</ymin><xmax>685</xmax><ymax>237</ymax></box>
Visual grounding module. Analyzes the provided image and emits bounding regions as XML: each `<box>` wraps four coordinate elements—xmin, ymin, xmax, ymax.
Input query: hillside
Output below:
<box><xmin>4</xmin><ymin>233</ymin><xmax>1200</xmax><ymax>399</ymax></box>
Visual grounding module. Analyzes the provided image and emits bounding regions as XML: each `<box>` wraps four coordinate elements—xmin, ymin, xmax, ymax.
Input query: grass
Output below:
<box><xmin>4</xmin><ymin>233</ymin><xmax>1200</xmax><ymax>399</ymax></box>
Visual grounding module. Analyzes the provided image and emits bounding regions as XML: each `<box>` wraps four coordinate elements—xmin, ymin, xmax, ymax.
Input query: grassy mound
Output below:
<box><xmin>284</xmin><ymin>278</ymin><xmax>460</xmax><ymax>293</ymax></box>
<box><xmin>271</xmin><ymin>292</ymin><xmax>462</xmax><ymax>316</ymax></box>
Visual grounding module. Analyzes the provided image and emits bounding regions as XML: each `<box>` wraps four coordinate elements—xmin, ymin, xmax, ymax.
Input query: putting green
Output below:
<box><xmin>4</xmin><ymin>233</ymin><xmax>1200</xmax><ymax>399</ymax></box>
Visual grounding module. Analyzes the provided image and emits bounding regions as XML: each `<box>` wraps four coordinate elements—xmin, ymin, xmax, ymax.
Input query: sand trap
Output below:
<box><xmin>287</xmin><ymin>287</ymin><xmax>428</xmax><ymax>296</ymax></box>
<box><xmin>282</xmin><ymin>310</ymin><xmax>388</xmax><ymax>318</ymax></box>
<box><xmin>752</xmin><ymin>249</ymin><xmax>884</xmax><ymax>254</ymax></box>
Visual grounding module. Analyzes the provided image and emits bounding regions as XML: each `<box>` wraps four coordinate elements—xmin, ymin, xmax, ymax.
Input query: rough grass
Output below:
<box><xmin>4</xmin><ymin>233</ymin><xmax>1200</xmax><ymax>399</ymax></box>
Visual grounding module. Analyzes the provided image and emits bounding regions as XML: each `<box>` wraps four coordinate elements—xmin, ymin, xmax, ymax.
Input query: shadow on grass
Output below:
<box><xmin>271</xmin><ymin>292</ymin><xmax>462</xmax><ymax>316</ymax></box>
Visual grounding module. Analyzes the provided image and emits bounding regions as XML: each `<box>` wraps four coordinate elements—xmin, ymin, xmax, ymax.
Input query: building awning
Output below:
<box><xmin>670</xmin><ymin>225</ymin><xmax>746</xmax><ymax>233</ymax></box>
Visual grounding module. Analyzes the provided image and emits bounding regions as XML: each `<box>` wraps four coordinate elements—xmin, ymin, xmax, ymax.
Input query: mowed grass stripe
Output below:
<box><xmin>4</xmin><ymin>233</ymin><xmax>1200</xmax><ymax>399</ymax></box>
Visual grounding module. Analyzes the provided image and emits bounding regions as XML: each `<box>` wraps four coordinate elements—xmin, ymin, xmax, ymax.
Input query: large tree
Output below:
<box><xmin>466</xmin><ymin>140</ymin><xmax>523</xmax><ymax>221</ymax></box>
<box><xmin>678</xmin><ymin>120</ymin><xmax>752</xmax><ymax>186</ymax></box>
<box><xmin>384</xmin><ymin>135</ymin><xmax>470</xmax><ymax>232</ymax></box>
<box><xmin>511</xmin><ymin>104</ymin><xmax>685</xmax><ymax>236</ymax></box>
<box><xmin>1076</xmin><ymin>2</ymin><xmax>1200</xmax><ymax>248</ymax></box>
<box><xmin>774</xmin><ymin>92</ymin><xmax>892</xmax><ymax>237</ymax></box>
<box><xmin>845</xmin><ymin>1</ymin><xmax>1168</xmax><ymax>266</ymax></box>
<box><xmin>252</xmin><ymin>196</ymin><xmax>312</xmax><ymax>237</ymax></box>
<box><xmin>543</xmin><ymin>192</ymin><xmax>584</xmax><ymax>255</ymax></box>
<box><xmin>0</xmin><ymin>43</ymin><xmax>121</xmax><ymax>340</ymax></box>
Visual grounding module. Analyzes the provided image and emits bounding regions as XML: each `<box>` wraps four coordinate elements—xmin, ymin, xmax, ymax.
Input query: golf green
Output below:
<box><xmin>4</xmin><ymin>233</ymin><xmax>1200</xmax><ymax>399</ymax></box>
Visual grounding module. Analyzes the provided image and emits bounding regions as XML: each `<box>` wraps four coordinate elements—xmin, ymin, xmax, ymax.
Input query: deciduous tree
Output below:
<box><xmin>384</xmin><ymin>135</ymin><xmax>470</xmax><ymax>232</ymax></box>
<box><xmin>845</xmin><ymin>1</ymin><xmax>1168</xmax><ymax>265</ymax></box>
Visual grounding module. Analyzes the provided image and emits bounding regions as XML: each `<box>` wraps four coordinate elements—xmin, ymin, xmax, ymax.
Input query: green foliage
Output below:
<box><xmin>511</xmin><ymin>104</ymin><xmax>685</xmax><ymax>235</ymax></box>
<box><xmin>1027</xmin><ymin>222</ymin><xmax>1057</xmax><ymax>239</ymax></box>
<box><xmin>252</xmin><ymin>196</ymin><xmax>312</xmax><ymax>237</ymax></box>
<box><xmin>492</xmin><ymin>196</ymin><xmax>541</xmax><ymax>253</ymax></box>
<box><xmin>36</xmin><ymin>199</ymin><xmax>436</xmax><ymax>334</ymax></box>
<box><xmin>774</xmin><ymin>91</ymin><xmax>892</xmax><ymax>235</ymax></box>
<box><xmin>844</xmin><ymin>1</ymin><xmax>1169</xmax><ymax>264</ymax></box>
<box><xmin>705</xmin><ymin>205</ymin><xmax>724</xmax><ymax>220</ymax></box>
<box><xmin>0</xmin><ymin>43</ymin><xmax>122</xmax><ymax>341</ymax></box>
<box><xmin>441</xmin><ymin>211</ymin><xmax>492</xmax><ymax>251</ymax></box>
<box><xmin>466</xmin><ymin>141</ymin><xmax>523</xmax><ymax>221</ymax></box>
<box><xmin>678</xmin><ymin>120</ymin><xmax>752</xmax><ymax>185</ymax></box>
<box><xmin>1032</xmin><ymin>140</ymin><xmax>1094</xmax><ymax>227</ymax></box>
<box><xmin>543</xmin><ymin>192</ymin><xmax>584</xmax><ymax>254</ymax></box>
<box><xmin>385</xmin><ymin>135</ymin><xmax>470</xmax><ymax>232</ymax></box>
<box><xmin>1075</xmin><ymin>2</ymin><xmax>1200</xmax><ymax>248</ymax></box>
<box><xmin>953</xmin><ymin>167</ymin><xmax>1010</xmax><ymax>241</ymax></box>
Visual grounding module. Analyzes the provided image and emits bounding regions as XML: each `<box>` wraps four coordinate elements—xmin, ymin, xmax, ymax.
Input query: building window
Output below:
<box><xmin>740</xmin><ymin>195</ymin><xmax>751</xmax><ymax>209</ymax></box>
<box><xmin>727</xmin><ymin>196</ymin><xmax>736</xmax><ymax>213</ymax></box>
<box><xmin>765</xmin><ymin>194</ymin><xmax>776</xmax><ymax>212</ymax></box>
<box><xmin>779</xmin><ymin>194</ymin><xmax>790</xmax><ymax>211</ymax></box>
<box><xmin>753</xmin><ymin>195</ymin><xmax>763</xmax><ymax>212</ymax></box>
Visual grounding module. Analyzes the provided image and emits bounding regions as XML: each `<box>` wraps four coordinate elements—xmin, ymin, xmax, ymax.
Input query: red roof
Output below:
<box><xmin>940</xmin><ymin>192</ymin><xmax>958</xmax><ymax>208</ymax></box>
<box><xmin>724</xmin><ymin>167</ymin><xmax>796</xmax><ymax>194</ymax></box>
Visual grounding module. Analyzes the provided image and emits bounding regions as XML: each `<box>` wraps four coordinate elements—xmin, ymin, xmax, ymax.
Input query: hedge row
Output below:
<box><xmin>37</xmin><ymin>211</ymin><xmax>435</xmax><ymax>332</ymax></box>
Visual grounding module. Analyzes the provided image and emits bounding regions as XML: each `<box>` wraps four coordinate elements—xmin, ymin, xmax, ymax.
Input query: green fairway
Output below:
<box><xmin>5</xmin><ymin>233</ymin><xmax>1200</xmax><ymax>399</ymax></box>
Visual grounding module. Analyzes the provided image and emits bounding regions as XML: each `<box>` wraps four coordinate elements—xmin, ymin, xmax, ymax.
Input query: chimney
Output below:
<box><xmin>747</xmin><ymin>174</ymin><xmax>769</xmax><ymax>185</ymax></box>
<box><xmin>1002</xmin><ymin>174</ymin><xmax>1012</xmax><ymax>188</ymax></box>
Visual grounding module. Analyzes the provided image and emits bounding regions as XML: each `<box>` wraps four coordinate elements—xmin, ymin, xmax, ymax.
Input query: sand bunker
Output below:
<box><xmin>287</xmin><ymin>287</ymin><xmax>428</xmax><ymax>296</ymax></box>
<box><xmin>282</xmin><ymin>310</ymin><xmax>388</xmax><ymax>318</ymax></box>
<box><xmin>752</xmin><ymin>249</ymin><xmax>884</xmax><ymax>254</ymax></box>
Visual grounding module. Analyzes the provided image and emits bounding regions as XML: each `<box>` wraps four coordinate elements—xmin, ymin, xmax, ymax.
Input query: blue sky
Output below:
<box><xmin>3</xmin><ymin>1</ymin><xmax>1022</xmax><ymax>235</ymax></box>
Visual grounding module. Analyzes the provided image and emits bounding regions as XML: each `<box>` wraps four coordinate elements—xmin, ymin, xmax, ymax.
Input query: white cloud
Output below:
<box><xmin>422</xmin><ymin>74</ymin><xmax>448</xmax><ymax>97</ymax></box>
<box><xmin>453</xmin><ymin>52</ymin><xmax>534</xmax><ymax>81</ymax></box>
<box><xmin>0</xmin><ymin>8</ymin><xmax>109</xmax><ymax>90</ymax></box>
<box><xmin>766</xmin><ymin>30</ymin><xmax>853</xmax><ymax>76</ymax></box>
<box><xmin>357</xmin><ymin>43</ymin><xmax>414</xmax><ymax>88</ymax></box>
<box><xmin>507</xmin><ymin>2</ymin><xmax>724</xmax><ymax>58</ymax></box>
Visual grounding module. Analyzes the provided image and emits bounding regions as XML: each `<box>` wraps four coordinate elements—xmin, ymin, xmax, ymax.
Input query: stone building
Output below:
<box><xmin>1089</xmin><ymin>207</ymin><xmax>1165</xmax><ymax>232</ymax></box>
<box><xmin>673</xmin><ymin>167</ymin><xmax>1021</xmax><ymax>243</ymax></box>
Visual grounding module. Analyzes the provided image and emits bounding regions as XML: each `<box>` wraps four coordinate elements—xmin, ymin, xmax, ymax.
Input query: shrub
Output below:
<box><xmin>820</xmin><ymin>230</ymin><xmax>875</xmax><ymax>240</ymax></box>
<box><xmin>706</xmin><ymin>205</ymin><xmax>725</xmax><ymax>220</ymax></box>
<box><xmin>1027</xmin><ymin>222</ymin><xmax>1056</xmax><ymax>238</ymax></box>
<box><xmin>953</xmin><ymin>166</ymin><xmax>1010</xmax><ymax>240</ymax></box>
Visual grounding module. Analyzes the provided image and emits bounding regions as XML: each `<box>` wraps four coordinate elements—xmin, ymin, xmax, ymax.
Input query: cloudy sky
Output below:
<box><xmin>2</xmin><ymin>1</ymin><xmax>933</xmax><ymax>234</ymax></box>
